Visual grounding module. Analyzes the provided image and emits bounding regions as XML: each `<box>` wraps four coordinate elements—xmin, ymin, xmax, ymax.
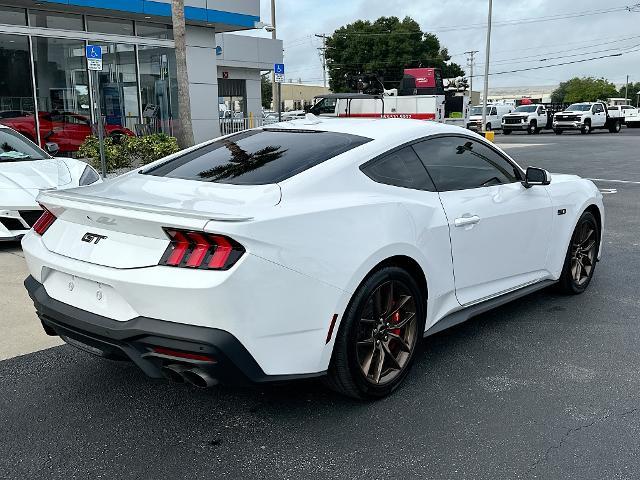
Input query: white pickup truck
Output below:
<box><xmin>552</xmin><ymin>102</ymin><xmax>622</xmax><ymax>134</ymax></box>
<box><xmin>608</xmin><ymin>104</ymin><xmax>640</xmax><ymax>128</ymax></box>
<box><xmin>501</xmin><ymin>104</ymin><xmax>550</xmax><ymax>134</ymax></box>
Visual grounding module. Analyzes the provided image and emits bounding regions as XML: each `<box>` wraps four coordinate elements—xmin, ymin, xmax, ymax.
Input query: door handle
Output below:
<box><xmin>454</xmin><ymin>214</ymin><xmax>481</xmax><ymax>228</ymax></box>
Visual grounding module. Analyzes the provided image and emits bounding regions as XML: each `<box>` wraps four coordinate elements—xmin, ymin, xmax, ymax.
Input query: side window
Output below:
<box><xmin>412</xmin><ymin>136</ymin><xmax>522</xmax><ymax>192</ymax></box>
<box><xmin>361</xmin><ymin>146</ymin><xmax>436</xmax><ymax>191</ymax></box>
<box><xmin>490</xmin><ymin>107</ymin><xmax>497</xmax><ymax>115</ymax></box>
<box><xmin>593</xmin><ymin>104</ymin><xmax>604</xmax><ymax>113</ymax></box>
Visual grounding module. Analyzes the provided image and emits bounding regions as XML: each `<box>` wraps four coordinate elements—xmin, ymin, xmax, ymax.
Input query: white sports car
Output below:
<box><xmin>0</xmin><ymin>125</ymin><xmax>101</xmax><ymax>241</ymax></box>
<box><xmin>22</xmin><ymin>118</ymin><xmax>603</xmax><ymax>398</ymax></box>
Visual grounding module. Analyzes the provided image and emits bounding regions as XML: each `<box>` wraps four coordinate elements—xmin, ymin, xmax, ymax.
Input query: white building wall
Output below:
<box><xmin>186</xmin><ymin>25</ymin><xmax>221</xmax><ymax>142</ymax></box>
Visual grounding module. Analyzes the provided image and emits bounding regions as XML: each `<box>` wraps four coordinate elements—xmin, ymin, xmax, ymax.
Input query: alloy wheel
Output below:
<box><xmin>570</xmin><ymin>221</ymin><xmax>597</xmax><ymax>286</ymax></box>
<box><xmin>356</xmin><ymin>280</ymin><xmax>417</xmax><ymax>385</ymax></box>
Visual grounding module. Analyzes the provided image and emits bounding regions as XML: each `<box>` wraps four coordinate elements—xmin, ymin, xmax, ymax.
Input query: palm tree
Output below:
<box><xmin>170</xmin><ymin>0</ymin><xmax>195</xmax><ymax>148</ymax></box>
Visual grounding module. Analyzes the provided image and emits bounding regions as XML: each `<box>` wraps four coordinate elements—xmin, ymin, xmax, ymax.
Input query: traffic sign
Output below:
<box><xmin>86</xmin><ymin>45</ymin><xmax>103</xmax><ymax>71</ymax></box>
<box><xmin>274</xmin><ymin>63</ymin><xmax>285</xmax><ymax>83</ymax></box>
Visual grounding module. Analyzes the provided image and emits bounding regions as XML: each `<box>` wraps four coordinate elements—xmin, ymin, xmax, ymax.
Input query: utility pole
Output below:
<box><xmin>315</xmin><ymin>34</ymin><xmax>329</xmax><ymax>88</ymax></box>
<box><xmin>465</xmin><ymin>50</ymin><xmax>479</xmax><ymax>99</ymax></box>
<box><xmin>625</xmin><ymin>74</ymin><xmax>629</xmax><ymax>101</ymax></box>
<box><xmin>271</xmin><ymin>0</ymin><xmax>279</xmax><ymax>112</ymax></box>
<box><xmin>481</xmin><ymin>0</ymin><xmax>493</xmax><ymax>134</ymax></box>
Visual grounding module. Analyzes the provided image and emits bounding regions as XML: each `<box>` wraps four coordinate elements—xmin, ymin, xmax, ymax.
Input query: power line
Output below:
<box><xmin>470</xmin><ymin>49</ymin><xmax>640</xmax><ymax>77</ymax></box>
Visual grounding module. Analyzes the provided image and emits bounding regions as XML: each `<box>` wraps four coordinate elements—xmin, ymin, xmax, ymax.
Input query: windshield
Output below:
<box><xmin>565</xmin><ymin>104</ymin><xmax>591</xmax><ymax>112</ymax></box>
<box><xmin>143</xmin><ymin>128</ymin><xmax>372</xmax><ymax>185</ymax></box>
<box><xmin>515</xmin><ymin>105</ymin><xmax>537</xmax><ymax>113</ymax></box>
<box><xmin>0</xmin><ymin>128</ymin><xmax>49</xmax><ymax>162</ymax></box>
<box><xmin>470</xmin><ymin>106</ymin><xmax>491</xmax><ymax>115</ymax></box>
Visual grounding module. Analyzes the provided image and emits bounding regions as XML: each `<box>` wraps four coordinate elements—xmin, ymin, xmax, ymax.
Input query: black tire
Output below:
<box><xmin>502</xmin><ymin>129</ymin><xmax>512</xmax><ymax>135</ymax></box>
<box><xmin>608</xmin><ymin>120</ymin><xmax>621</xmax><ymax>133</ymax></box>
<box><xmin>527</xmin><ymin>121</ymin><xmax>537</xmax><ymax>135</ymax></box>
<box><xmin>326</xmin><ymin>266</ymin><xmax>426</xmax><ymax>399</ymax></box>
<box><xmin>580</xmin><ymin>120</ymin><xmax>591</xmax><ymax>134</ymax></box>
<box><xmin>554</xmin><ymin>129</ymin><xmax>563</xmax><ymax>135</ymax></box>
<box><xmin>556</xmin><ymin>211</ymin><xmax>599</xmax><ymax>295</ymax></box>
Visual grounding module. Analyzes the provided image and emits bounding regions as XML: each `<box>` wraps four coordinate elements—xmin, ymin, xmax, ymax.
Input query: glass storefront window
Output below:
<box><xmin>136</xmin><ymin>22</ymin><xmax>173</xmax><ymax>40</ymax></box>
<box><xmin>29</xmin><ymin>10</ymin><xmax>84</xmax><ymax>30</ymax></box>
<box><xmin>86</xmin><ymin>16</ymin><xmax>134</xmax><ymax>36</ymax></box>
<box><xmin>0</xmin><ymin>6</ymin><xmax>26</xmax><ymax>26</ymax></box>
<box><xmin>138</xmin><ymin>45</ymin><xmax>178</xmax><ymax>136</ymax></box>
<box><xmin>0</xmin><ymin>34</ymin><xmax>36</xmax><ymax>142</ymax></box>
<box><xmin>93</xmin><ymin>42</ymin><xmax>140</xmax><ymax>132</ymax></box>
<box><xmin>32</xmin><ymin>37</ymin><xmax>91</xmax><ymax>153</ymax></box>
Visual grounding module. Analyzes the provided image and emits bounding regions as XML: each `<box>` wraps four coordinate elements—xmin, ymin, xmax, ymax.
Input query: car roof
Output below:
<box><xmin>266</xmin><ymin>117</ymin><xmax>467</xmax><ymax>145</ymax></box>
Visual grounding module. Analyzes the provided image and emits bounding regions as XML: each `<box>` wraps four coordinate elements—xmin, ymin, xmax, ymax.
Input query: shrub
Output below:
<box><xmin>77</xmin><ymin>135</ymin><xmax>130</xmax><ymax>172</ymax></box>
<box><xmin>124</xmin><ymin>133</ymin><xmax>180</xmax><ymax>166</ymax></box>
<box><xmin>78</xmin><ymin>133</ymin><xmax>180</xmax><ymax>172</ymax></box>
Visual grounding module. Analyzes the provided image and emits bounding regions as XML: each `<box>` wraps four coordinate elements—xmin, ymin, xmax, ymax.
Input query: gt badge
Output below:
<box><xmin>81</xmin><ymin>232</ymin><xmax>107</xmax><ymax>244</ymax></box>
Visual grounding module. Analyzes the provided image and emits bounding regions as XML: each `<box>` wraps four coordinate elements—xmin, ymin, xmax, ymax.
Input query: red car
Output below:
<box><xmin>0</xmin><ymin>111</ymin><xmax>134</xmax><ymax>154</ymax></box>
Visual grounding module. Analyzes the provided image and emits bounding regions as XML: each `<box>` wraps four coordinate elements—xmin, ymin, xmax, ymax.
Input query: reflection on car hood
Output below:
<box><xmin>0</xmin><ymin>159</ymin><xmax>72</xmax><ymax>192</ymax></box>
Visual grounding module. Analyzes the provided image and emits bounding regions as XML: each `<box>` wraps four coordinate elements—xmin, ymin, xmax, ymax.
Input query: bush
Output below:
<box><xmin>78</xmin><ymin>133</ymin><xmax>180</xmax><ymax>172</ymax></box>
<box><xmin>77</xmin><ymin>135</ymin><xmax>130</xmax><ymax>172</ymax></box>
<box><xmin>124</xmin><ymin>133</ymin><xmax>180</xmax><ymax>166</ymax></box>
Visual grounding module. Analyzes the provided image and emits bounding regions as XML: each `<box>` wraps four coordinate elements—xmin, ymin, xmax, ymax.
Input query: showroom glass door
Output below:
<box><xmin>0</xmin><ymin>18</ymin><xmax>37</xmax><ymax>141</ymax></box>
<box><xmin>32</xmin><ymin>37</ymin><xmax>90</xmax><ymax>154</ymax></box>
<box><xmin>93</xmin><ymin>42</ymin><xmax>140</xmax><ymax>134</ymax></box>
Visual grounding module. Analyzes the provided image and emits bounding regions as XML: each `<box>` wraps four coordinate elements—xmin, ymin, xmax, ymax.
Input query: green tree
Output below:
<box><xmin>261</xmin><ymin>75</ymin><xmax>273</xmax><ymax>109</ymax></box>
<box><xmin>551</xmin><ymin>77</ymin><xmax>618</xmax><ymax>103</ymax></box>
<box><xmin>325</xmin><ymin>16</ymin><xmax>464</xmax><ymax>92</ymax></box>
<box><xmin>618</xmin><ymin>81</ymin><xmax>640</xmax><ymax>103</ymax></box>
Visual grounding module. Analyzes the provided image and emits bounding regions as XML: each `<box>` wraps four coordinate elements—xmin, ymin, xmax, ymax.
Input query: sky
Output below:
<box><xmin>246</xmin><ymin>0</ymin><xmax>640</xmax><ymax>91</ymax></box>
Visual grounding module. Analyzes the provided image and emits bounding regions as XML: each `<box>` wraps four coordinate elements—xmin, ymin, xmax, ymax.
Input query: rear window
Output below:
<box><xmin>143</xmin><ymin>129</ymin><xmax>372</xmax><ymax>185</ymax></box>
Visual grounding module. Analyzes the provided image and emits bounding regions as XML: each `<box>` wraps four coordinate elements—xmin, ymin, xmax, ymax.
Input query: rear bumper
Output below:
<box><xmin>25</xmin><ymin>275</ymin><xmax>325</xmax><ymax>385</ymax></box>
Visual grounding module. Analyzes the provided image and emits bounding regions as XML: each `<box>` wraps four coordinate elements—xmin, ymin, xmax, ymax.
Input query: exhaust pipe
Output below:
<box><xmin>182</xmin><ymin>368</ymin><xmax>219</xmax><ymax>389</ymax></box>
<box><xmin>161</xmin><ymin>364</ymin><xmax>191</xmax><ymax>383</ymax></box>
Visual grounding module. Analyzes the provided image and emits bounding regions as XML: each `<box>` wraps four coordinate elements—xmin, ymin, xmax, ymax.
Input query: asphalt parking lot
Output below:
<box><xmin>1</xmin><ymin>128</ymin><xmax>639</xmax><ymax>479</ymax></box>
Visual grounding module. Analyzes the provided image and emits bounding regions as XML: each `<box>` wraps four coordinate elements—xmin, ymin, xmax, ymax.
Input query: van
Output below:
<box><xmin>467</xmin><ymin>104</ymin><xmax>513</xmax><ymax>131</ymax></box>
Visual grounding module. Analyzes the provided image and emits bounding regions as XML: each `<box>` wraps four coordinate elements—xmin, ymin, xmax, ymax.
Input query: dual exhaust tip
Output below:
<box><xmin>161</xmin><ymin>364</ymin><xmax>218</xmax><ymax>388</ymax></box>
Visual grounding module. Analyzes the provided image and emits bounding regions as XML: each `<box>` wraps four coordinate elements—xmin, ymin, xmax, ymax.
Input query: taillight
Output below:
<box><xmin>32</xmin><ymin>207</ymin><xmax>57</xmax><ymax>236</ymax></box>
<box><xmin>159</xmin><ymin>229</ymin><xmax>245</xmax><ymax>270</ymax></box>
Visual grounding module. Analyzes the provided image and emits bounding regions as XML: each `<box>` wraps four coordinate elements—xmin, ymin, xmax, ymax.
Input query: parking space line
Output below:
<box><xmin>588</xmin><ymin>178</ymin><xmax>640</xmax><ymax>185</ymax></box>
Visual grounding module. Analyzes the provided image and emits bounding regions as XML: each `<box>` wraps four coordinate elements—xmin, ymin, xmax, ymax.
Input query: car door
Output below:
<box><xmin>592</xmin><ymin>104</ymin><xmax>606</xmax><ymax>127</ymax></box>
<box><xmin>360</xmin><ymin>146</ymin><xmax>457</xmax><ymax>322</ymax></box>
<box><xmin>413</xmin><ymin>135</ymin><xmax>554</xmax><ymax>306</ymax></box>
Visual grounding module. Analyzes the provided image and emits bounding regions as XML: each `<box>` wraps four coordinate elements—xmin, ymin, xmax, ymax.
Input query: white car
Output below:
<box><xmin>467</xmin><ymin>104</ymin><xmax>513</xmax><ymax>131</ymax></box>
<box><xmin>0</xmin><ymin>125</ymin><xmax>101</xmax><ymax>241</ymax></box>
<box><xmin>22</xmin><ymin>118</ymin><xmax>603</xmax><ymax>398</ymax></box>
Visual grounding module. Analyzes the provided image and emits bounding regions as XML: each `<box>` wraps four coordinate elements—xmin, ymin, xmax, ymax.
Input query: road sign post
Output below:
<box><xmin>87</xmin><ymin>45</ymin><xmax>106</xmax><ymax>177</ymax></box>
<box><xmin>274</xmin><ymin>63</ymin><xmax>284</xmax><ymax>122</ymax></box>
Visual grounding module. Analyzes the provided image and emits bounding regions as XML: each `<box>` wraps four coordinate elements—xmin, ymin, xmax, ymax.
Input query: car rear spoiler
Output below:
<box><xmin>36</xmin><ymin>190</ymin><xmax>255</xmax><ymax>223</ymax></box>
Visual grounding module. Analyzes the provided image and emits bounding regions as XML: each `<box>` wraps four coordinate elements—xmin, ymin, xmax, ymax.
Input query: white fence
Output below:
<box><xmin>220</xmin><ymin>117</ymin><xmax>264</xmax><ymax>136</ymax></box>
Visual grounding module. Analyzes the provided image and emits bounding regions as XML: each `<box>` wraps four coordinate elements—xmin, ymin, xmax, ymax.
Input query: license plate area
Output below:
<box><xmin>43</xmin><ymin>269</ymin><xmax>138</xmax><ymax>321</ymax></box>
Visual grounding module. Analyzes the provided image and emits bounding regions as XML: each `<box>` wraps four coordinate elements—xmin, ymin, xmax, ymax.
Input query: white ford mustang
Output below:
<box><xmin>22</xmin><ymin>118</ymin><xmax>603</xmax><ymax>398</ymax></box>
<box><xmin>0</xmin><ymin>125</ymin><xmax>101</xmax><ymax>241</ymax></box>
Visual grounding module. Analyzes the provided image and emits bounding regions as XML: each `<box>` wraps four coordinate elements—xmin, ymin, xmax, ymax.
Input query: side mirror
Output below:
<box><xmin>523</xmin><ymin>166</ymin><xmax>551</xmax><ymax>188</ymax></box>
<box><xmin>45</xmin><ymin>142</ymin><xmax>59</xmax><ymax>156</ymax></box>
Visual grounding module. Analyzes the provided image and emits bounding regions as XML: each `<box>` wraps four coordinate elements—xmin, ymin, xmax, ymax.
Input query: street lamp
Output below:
<box><xmin>481</xmin><ymin>0</ymin><xmax>493</xmax><ymax>134</ymax></box>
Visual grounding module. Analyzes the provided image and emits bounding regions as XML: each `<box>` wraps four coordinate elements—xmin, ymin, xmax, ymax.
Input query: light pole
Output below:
<box><xmin>481</xmin><ymin>0</ymin><xmax>493</xmax><ymax>134</ymax></box>
<box><xmin>270</xmin><ymin>0</ymin><xmax>279</xmax><ymax>112</ymax></box>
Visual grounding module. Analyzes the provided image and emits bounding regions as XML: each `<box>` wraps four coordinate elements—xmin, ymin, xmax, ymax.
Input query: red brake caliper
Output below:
<box><xmin>391</xmin><ymin>311</ymin><xmax>401</xmax><ymax>335</ymax></box>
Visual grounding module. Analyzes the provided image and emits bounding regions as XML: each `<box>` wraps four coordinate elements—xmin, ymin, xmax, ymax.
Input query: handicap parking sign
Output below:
<box><xmin>86</xmin><ymin>45</ymin><xmax>103</xmax><ymax>70</ymax></box>
<box><xmin>274</xmin><ymin>63</ymin><xmax>285</xmax><ymax>82</ymax></box>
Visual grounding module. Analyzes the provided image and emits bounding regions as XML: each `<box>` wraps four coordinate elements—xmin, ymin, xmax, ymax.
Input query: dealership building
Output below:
<box><xmin>0</xmin><ymin>0</ymin><xmax>282</xmax><ymax>151</ymax></box>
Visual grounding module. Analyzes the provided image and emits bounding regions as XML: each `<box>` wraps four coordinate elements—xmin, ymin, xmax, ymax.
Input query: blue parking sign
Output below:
<box><xmin>274</xmin><ymin>63</ymin><xmax>285</xmax><ymax>74</ymax></box>
<box><xmin>86</xmin><ymin>45</ymin><xmax>102</xmax><ymax>59</ymax></box>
